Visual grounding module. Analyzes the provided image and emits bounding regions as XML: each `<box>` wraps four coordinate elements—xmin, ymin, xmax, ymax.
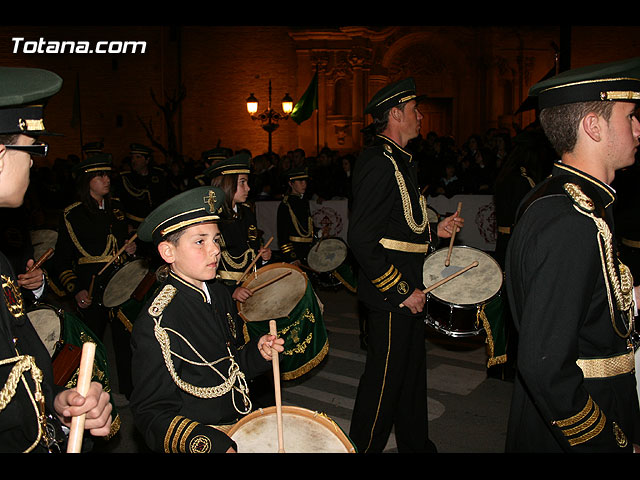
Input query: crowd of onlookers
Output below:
<box><xmin>20</xmin><ymin>127</ymin><xmax>545</xmax><ymax>231</ymax></box>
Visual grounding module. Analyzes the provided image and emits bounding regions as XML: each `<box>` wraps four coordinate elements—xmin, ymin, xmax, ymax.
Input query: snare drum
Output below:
<box><xmin>422</xmin><ymin>246</ymin><xmax>503</xmax><ymax>337</ymax></box>
<box><xmin>27</xmin><ymin>303</ymin><xmax>64</xmax><ymax>357</ymax></box>
<box><xmin>238</xmin><ymin>263</ymin><xmax>328</xmax><ymax>380</ymax></box>
<box><xmin>307</xmin><ymin>239</ymin><xmax>347</xmax><ymax>273</ymax></box>
<box><xmin>228</xmin><ymin>406</ymin><xmax>356</xmax><ymax>453</ymax></box>
<box><xmin>30</xmin><ymin>229</ymin><xmax>58</xmax><ymax>263</ymax></box>
<box><xmin>100</xmin><ymin>258</ymin><xmax>150</xmax><ymax>308</ymax></box>
<box><xmin>307</xmin><ymin>238</ymin><xmax>357</xmax><ymax>292</ymax></box>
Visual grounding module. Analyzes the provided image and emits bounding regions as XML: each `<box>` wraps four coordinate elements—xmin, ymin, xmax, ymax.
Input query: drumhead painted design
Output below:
<box><xmin>422</xmin><ymin>246</ymin><xmax>502</xmax><ymax>306</ymax></box>
<box><xmin>307</xmin><ymin>239</ymin><xmax>348</xmax><ymax>273</ymax></box>
<box><xmin>229</xmin><ymin>406</ymin><xmax>355</xmax><ymax>453</ymax></box>
<box><xmin>102</xmin><ymin>259</ymin><xmax>150</xmax><ymax>308</ymax></box>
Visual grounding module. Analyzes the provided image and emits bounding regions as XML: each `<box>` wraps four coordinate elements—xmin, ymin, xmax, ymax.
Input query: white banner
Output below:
<box><xmin>255</xmin><ymin>195</ymin><xmax>496</xmax><ymax>252</ymax></box>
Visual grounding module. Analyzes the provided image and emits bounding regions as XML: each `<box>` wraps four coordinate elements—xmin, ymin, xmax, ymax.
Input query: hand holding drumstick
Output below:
<box><xmin>399</xmin><ymin>261</ymin><xmax>479</xmax><ymax>310</ymax></box>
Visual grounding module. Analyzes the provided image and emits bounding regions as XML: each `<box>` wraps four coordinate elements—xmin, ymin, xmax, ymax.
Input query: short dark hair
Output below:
<box><xmin>539</xmin><ymin>101</ymin><xmax>614</xmax><ymax>156</ymax></box>
<box><xmin>0</xmin><ymin>134</ymin><xmax>19</xmax><ymax>146</ymax></box>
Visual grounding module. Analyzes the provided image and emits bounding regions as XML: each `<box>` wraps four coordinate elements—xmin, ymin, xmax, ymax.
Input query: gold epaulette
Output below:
<box><xmin>148</xmin><ymin>284</ymin><xmax>177</xmax><ymax>317</ymax></box>
<box><xmin>63</xmin><ymin>201</ymin><xmax>82</xmax><ymax>214</ymax></box>
<box><xmin>563</xmin><ymin>183</ymin><xmax>595</xmax><ymax>213</ymax></box>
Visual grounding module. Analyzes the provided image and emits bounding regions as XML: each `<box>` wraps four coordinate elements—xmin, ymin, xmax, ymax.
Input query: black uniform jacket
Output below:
<box><xmin>129</xmin><ymin>271</ymin><xmax>270</xmax><ymax>453</ymax></box>
<box><xmin>505</xmin><ymin>162</ymin><xmax>640</xmax><ymax>452</ymax></box>
<box><xmin>217</xmin><ymin>203</ymin><xmax>262</xmax><ymax>287</ymax></box>
<box><xmin>116</xmin><ymin>167</ymin><xmax>168</xmax><ymax>227</ymax></box>
<box><xmin>0</xmin><ymin>251</ymin><xmax>63</xmax><ymax>452</ymax></box>
<box><xmin>53</xmin><ymin>199</ymin><xmax>130</xmax><ymax>296</ymax></box>
<box><xmin>277</xmin><ymin>194</ymin><xmax>314</xmax><ymax>263</ymax></box>
<box><xmin>348</xmin><ymin>134</ymin><xmax>431</xmax><ymax>314</ymax></box>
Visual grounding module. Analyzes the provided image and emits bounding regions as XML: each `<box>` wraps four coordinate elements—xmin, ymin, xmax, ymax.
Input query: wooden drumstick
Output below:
<box><xmin>249</xmin><ymin>270</ymin><xmax>291</xmax><ymax>294</ymax></box>
<box><xmin>444</xmin><ymin>202</ymin><xmax>463</xmax><ymax>267</ymax></box>
<box><xmin>399</xmin><ymin>261</ymin><xmax>478</xmax><ymax>308</ymax></box>
<box><xmin>26</xmin><ymin>247</ymin><xmax>54</xmax><ymax>273</ymax></box>
<box><xmin>236</xmin><ymin>236</ymin><xmax>273</xmax><ymax>285</ymax></box>
<box><xmin>269</xmin><ymin>320</ymin><xmax>285</xmax><ymax>453</ymax></box>
<box><xmin>87</xmin><ymin>275</ymin><xmax>96</xmax><ymax>302</ymax></box>
<box><xmin>97</xmin><ymin>233</ymin><xmax>138</xmax><ymax>276</ymax></box>
<box><xmin>66</xmin><ymin>341</ymin><xmax>96</xmax><ymax>453</ymax></box>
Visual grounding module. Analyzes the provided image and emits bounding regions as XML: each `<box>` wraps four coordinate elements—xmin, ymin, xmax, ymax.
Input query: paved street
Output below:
<box><xmin>100</xmin><ymin>286</ymin><xmax>513</xmax><ymax>454</ymax></box>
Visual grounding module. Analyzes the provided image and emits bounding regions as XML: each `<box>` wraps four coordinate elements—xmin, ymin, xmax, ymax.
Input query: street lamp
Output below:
<box><xmin>247</xmin><ymin>79</ymin><xmax>293</xmax><ymax>154</ymax></box>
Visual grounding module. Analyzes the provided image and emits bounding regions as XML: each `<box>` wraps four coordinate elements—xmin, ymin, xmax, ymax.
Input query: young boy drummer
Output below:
<box><xmin>129</xmin><ymin>186</ymin><xmax>284</xmax><ymax>453</ymax></box>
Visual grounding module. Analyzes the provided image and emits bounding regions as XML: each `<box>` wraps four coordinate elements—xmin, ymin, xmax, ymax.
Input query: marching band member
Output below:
<box><xmin>129</xmin><ymin>186</ymin><xmax>283</xmax><ymax>453</ymax></box>
<box><xmin>0</xmin><ymin>66</ymin><xmax>111</xmax><ymax>452</ymax></box>
<box><xmin>54</xmin><ymin>154</ymin><xmax>136</xmax><ymax>398</ymax></box>
<box><xmin>209</xmin><ymin>153</ymin><xmax>272</xmax><ymax>302</ymax></box>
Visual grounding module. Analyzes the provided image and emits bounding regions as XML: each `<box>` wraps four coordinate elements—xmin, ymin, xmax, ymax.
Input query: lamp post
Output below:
<box><xmin>247</xmin><ymin>79</ymin><xmax>293</xmax><ymax>154</ymax></box>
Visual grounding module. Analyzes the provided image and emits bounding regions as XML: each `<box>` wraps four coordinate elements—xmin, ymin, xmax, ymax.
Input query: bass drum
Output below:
<box><xmin>228</xmin><ymin>406</ymin><xmax>356</xmax><ymax>453</ymax></box>
<box><xmin>237</xmin><ymin>262</ymin><xmax>328</xmax><ymax>380</ymax></box>
<box><xmin>422</xmin><ymin>246</ymin><xmax>503</xmax><ymax>337</ymax></box>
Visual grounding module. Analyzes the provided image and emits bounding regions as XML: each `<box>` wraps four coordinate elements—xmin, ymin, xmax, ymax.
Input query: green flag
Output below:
<box><xmin>290</xmin><ymin>72</ymin><xmax>318</xmax><ymax>125</ymax></box>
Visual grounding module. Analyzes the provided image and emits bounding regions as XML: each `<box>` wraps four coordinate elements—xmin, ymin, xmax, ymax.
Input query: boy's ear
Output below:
<box><xmin>157</xmin><ymin>241</ymin><xmax>175</xmax><ymax>264</ymax></box>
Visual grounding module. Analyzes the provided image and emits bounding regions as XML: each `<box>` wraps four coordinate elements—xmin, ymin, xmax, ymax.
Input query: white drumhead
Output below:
<box><xmin>30</xmin><ymin>229</ymin><xmax>57</xmax><ymax>262</ymax></box>
<box><xmin>229</xmin><ymin>406</ymin><xmax>354</xmax><ymax>453</ymax></box>
<box><xmin>427</xmin><ymin>207</ymin><xmax>439</xmax><ymax>223</ymax></box>
<box><xmin>27</xmin><ymin>306</ymin><xmax>62</xmax><ymax>357</ymax></box>
<box><xmin>238</xmin><ymin>264</ymin><xmax>307</xmax><ymax>322</ymax></box>
<box><xmin>423</xmin><ymin>246</ymin><xmax>502</xmax><ymax>306</ymax></box>
<box><xmin>307</xmin><ymin>239</ymin><xmax>347</xmax><ymax>273</ymax></box>
<box><xmin>102</xmin><ymin>259</ymin><xmax>149</xmax><ymax>307</ymax></box>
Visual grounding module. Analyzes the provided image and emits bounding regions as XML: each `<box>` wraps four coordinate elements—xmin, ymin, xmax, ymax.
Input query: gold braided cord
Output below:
<box><xmin>571</xmin><ymin>204</ymin><xmax>634</xmax><ymax>339</ymax></box>
<box><xmin>64</xmin><ymin>204</ymin><xmax>118</xmax><ymax>260</ymax></box>
<box><xmin>384</xmin><ymin>152</ymin><xmax>428</xmax><ymax>234</ymax></box>
<box><xmin>219</xmin><ymin>235</ymin><xmax>255</xmax><ymax>270</ymax></box>
<box><xmin>153</xmin><ymin>316</ymin><xmax>252</xmax><ymax>415</ymax></box>
<box><xmin>0</xmin><ymin>355</ymin><xmax>45</xmax><ymax>452</ymax></box>
<box><xmin>520</xmin><ymin>167</ymin><xmax>536</xmax><ymax>188</ymax></box>
<box><xmin>285</xmin><ymin>198</ymin><xmax>313</xmax><ymax>238</ymax></box>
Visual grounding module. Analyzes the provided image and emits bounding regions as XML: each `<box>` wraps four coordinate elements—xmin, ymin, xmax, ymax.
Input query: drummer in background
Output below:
<box><xmin>115</xmin><ymin>143</ymin><xmax>168</xmax><ymax>233</ymax></box>
<box><xmin>348</xmin><ymin>78</ymin><xmax>463</xmax><ymax>453</ymax></box>
<box><xmin>53</xmin><ymin>154</ymin><xmax>137</xmax><ymax>399</ymax></box>
<box><xmin>208</xmin><ymin>153</ymin><xmax>272</xmax><ymax>302</ymax></box>
<box><xmin>82</xmin><ymin>141</ymin><xmax>104</xmax><ymax>158</ymax></box>
<box><xmin>129</xmin><ymin>186</ymin><xmax>283</xmax><ymax>453</ymax></box>
<box><xmin>192</xmin><ymin>146</ymin><xmax>232</xmax><ymax>187</ymax></box>
<box><xmin>0</xmin><ymin>66</ymin><xmax>112</xmax><ymax>452</ymax></box>
<box><xmin>277</xmin><ymin>167</ymin><xmax>315</xmax><ymax>266</ymax></box>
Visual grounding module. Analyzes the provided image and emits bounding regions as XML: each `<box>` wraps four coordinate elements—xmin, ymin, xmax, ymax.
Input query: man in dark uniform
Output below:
<box><xmin>116</xmin><ymin>143</ymin><xmax>168</xmax><ymax>230</ymax></box>
<box><xmin>129</xmin><ymin>186</ymin><xmax>283</xmax><ymax>453</ymax></box>
<box><xmin>277</xmin><ymin>167</ymin><xmax>314</xmax><ymax>266</ymax></box>
<box><xmin>0</xmin><ymin>67</ymin><xmax>112</xmax><ymax>452</ymax></box>
<box><xmin>505</xmin><ymin>57</ymin><xmax>640</xmax><ymax>452</ymax></box>
<box><xmin>348</xmin><ymin>77</ymin><xmax>463</xmax><ymax>453</ymax></box>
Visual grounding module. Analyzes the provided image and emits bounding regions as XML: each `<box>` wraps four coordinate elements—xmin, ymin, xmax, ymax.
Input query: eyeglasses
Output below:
<box><xmin>4</xmin><ymin>142</ymin><xmax>48</xmax><ymax>157</ymax></box>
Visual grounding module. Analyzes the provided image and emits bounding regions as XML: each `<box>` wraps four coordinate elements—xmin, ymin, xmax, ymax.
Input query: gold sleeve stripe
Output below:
<box><xmin>378</xmin><ymin>270</ymin><xmax>402</xmax><ymax>292</ymax></box>
<box><xmin>554</xmin><ymin>397</ymin><xmax>594</xmax><ymax>428</ymax></box>
<box><xmin>181</xmin><ymin>421</ymin><xmax>199</xmax><ymax>453</ymax></box>
<box><xmin>567</xmin><ymin>412</ymin><xmax>606</xmax><ymax>447</ymax></box>
<box><xmin>373</xmin><ymin>265</ymin><xmax>395</xmax><ymax>285</ymax></box>
<box><xmin>164</xmin><ymin>416</ymin><xmax>185</xmax><ymax>453</ymax></box>
<box><xmin>553</xmin><ymin>396</ymin><xmax>606</xmax><ymax>447</ymax></box>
